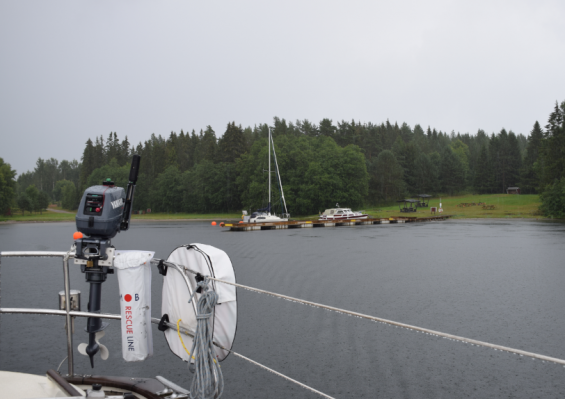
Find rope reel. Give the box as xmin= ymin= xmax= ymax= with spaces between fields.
xmin=158 ymin=244 xmax=237 ymax=399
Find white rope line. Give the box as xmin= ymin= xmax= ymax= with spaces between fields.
xmin=166 ymin=316 xmax=335 ymax=399
xmin=227 ymin=351 xmax=335 ymax=399
xmin=166 ymin=313 xmax=335 ymax=398
xmin=208 ymin=277 xmax=565 ymax=367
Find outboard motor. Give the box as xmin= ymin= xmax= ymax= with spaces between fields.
xmin=74 ymin=155 xmax=140 ymax=367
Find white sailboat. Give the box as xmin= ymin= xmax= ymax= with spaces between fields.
xmin=249 ymin=128 xmax=290 ymax=223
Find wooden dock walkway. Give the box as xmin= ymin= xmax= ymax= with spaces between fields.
xmin=223 ymin=215 xmax=451 ymax=231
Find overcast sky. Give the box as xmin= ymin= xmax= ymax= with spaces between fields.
xmin=1 ymin=1 xmax=564 ymax=175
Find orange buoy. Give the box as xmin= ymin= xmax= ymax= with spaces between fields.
xmin=73 ymin=231 xmax=83 ymax=240
xmin=238 ymin=221 xmax=243 ymax=224
xmin=211 ymin=221 xmax=217 ymax=226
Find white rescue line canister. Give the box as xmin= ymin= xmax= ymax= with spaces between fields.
xmin=114 ymin=250 xmax=155 ymax=361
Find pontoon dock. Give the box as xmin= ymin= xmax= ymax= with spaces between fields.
xmin=223 ymin=215 xmax=451 ymax=231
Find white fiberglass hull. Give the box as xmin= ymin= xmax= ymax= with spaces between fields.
xmin=0 ymin=371 xmax=84 ymax=399
xmin=319 ymin=214 xmax=368 ymax=221
xmin=250 ymin=214 xmax=288 ymax=223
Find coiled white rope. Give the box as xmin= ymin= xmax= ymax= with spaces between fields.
xmin=186 ymin=277 xmax=224 ymax=399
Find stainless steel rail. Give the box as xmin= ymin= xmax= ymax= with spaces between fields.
xmin=0 ymin=260 xmax=338 ymax=398
xmin=0 ymin=307 xmax=195 ymax=337
xmin=0 ymin=251 xmax=75 ymax=376
xmin=0 ymin=251 xmax=72 ymax=258
xmin=0 ymin=252 xmax=200 ymax=378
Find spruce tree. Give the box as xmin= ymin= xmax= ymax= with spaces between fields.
xmin=545 ymin=101 xmax=564 ymax=135
xmin=166 ymin=146 xmax=179 ymax=169
xmin=506 ymin=131 xmax=522 ymax=187
xmin=105 ymin=132 xmax=120 ymax=163
xmin=372 ymin=150 xmax=405 ymax=202
xmin=200 ymin=126 xmax=217 ymax=162
xmin=80 ymin=139 xmax=95 ymax=190
xmin=93 ymin=136 xmax=105 ymax=168
xmin=413 ymin=124 xmax=428 ymax=153
xmin=319 ymin=119 xmax=336 ymax=138
xmin=119 ymin=136 xmax=131 ymax=166
xmin=218 ymin=122 xmax=247 ymax=163
xmin=473 ymin=145 xmax=490 ymax=193
xmin=400 ymin=122 xmax=413 ymax=143
xmin=414 ymin=153 xmax=439 ymax=194
xmin=177 ymin=130 xmax=192 ymax=172
xmin=403 ymin=141 xmax=421 ymax=193
xmin=439 ymin=147 xmax=465 ymax=195
xmin=540 ymin=100 xmax=565 ymax=188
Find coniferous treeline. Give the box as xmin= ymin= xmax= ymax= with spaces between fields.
xmin=8 ymin=100 xmax=565 ymax=217
xmin=537 ymin=101 xmax=565 ymax=217
xmin=73 ymin=118 xmax=528 ymax=215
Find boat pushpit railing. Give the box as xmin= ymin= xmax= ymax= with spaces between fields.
xmin=0 ymin=251 xmax=338 ymax=399
xmin=0 ymin=250 xmax=201 ymax=378
xmin=0 ymin=251 xmax=76 ymax=376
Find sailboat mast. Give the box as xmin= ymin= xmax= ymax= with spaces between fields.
xmin=268 ymin=127 xmax=271 ymax=212
xmin=271 ymin=133 xmax=288 ymax=216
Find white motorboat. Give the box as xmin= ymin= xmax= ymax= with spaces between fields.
xmin=249 ymin=128 xmax=290 ymax=223
xmin=319 ymin=203 xmax=368 ymax=221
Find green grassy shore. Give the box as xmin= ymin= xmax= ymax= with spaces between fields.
xmin=0 ymin=194 xmax=542 ymax=223
xmin=360 ymin=194 xmax=542 ymax=220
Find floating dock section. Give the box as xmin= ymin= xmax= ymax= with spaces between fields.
xmin=223 ymin=215 xmax=450 ymax=231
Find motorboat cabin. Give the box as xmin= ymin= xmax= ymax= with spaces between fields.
xmin=319 ymin=206 xmax=368 ymax=221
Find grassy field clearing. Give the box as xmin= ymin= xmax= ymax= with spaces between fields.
xmin=1 ymin=194 xmax=542 ymax=223
xmin=362 ymin=194 xmax=542 ymax=220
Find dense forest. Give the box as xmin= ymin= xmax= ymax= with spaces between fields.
xmin=2 ymin=99 xmax=565 ymax=217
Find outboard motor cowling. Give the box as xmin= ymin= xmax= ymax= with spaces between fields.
xmin=75 ymin=181 xmax=125 ymax=239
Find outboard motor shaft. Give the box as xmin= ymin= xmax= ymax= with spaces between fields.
xmin=74 ymin=155 xmax=141 ymax=367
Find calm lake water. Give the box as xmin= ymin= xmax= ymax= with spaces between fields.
xmin=1 ymin=219 xmax=565 ymax=398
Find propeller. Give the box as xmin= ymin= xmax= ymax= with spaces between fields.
xmin=78 ymin=330 xmax=109 ymax=367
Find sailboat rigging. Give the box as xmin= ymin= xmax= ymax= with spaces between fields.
xmin=249 ymin=128 xmax=290 ymax=223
